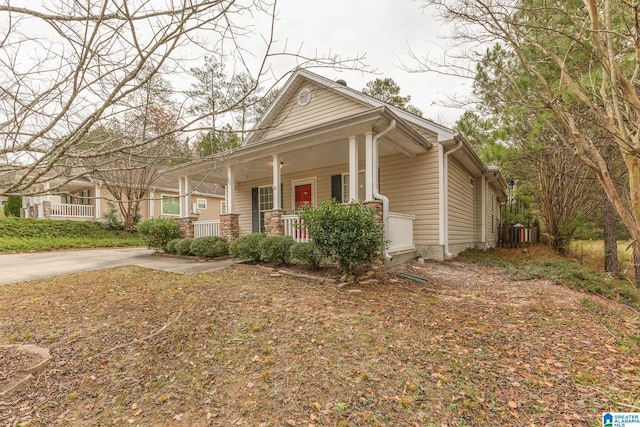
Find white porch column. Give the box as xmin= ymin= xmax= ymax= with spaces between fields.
xmin=178 ymin=176 xmax=189 ymax=218
xmin=226 ymin=166 xmax=235 ymax=214
xmin=348 ymin=136 xmax=358 ymax=202
xmin=184 ymin=176 xmax=191 ymax=216
xmin=272 ymin=154 xmax=281 ymax=210
xmin=149 ymin=189 xmax=155 ymax=218
xmin=94 ymin=183 xmax=101 ymax=219
xmin=364 ymin=131 xmax=375 ymax=201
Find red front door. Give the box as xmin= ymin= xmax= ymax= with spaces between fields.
xmin=294 ymin=183 xmax=312 ymax=210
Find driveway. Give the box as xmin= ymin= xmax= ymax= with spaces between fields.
xmin=0 ymin=248 xmax=238 ymax=286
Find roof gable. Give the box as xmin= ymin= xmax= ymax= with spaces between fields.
xmin=244 ymin=70 xmax=453 ymax=146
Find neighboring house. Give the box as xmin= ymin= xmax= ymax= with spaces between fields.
xmin=170 ymin=69 xmax=508 ymax=260
xmin=19 ymin=173 xmax=224 ymax=224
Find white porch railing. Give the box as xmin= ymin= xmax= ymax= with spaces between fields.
xmin=283 ymin=212 xmax=415 ymax=253
xmin=283 ymin=215 xmax=310 ymax=243
xmin=194 ymin=220 xmax=221 ymax=238
xmin=50 ymin=203 xmax=94 ymax=218
xmin=387 ymin=212 xmax=415 ymax=253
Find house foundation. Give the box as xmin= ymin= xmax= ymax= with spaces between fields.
xmin=220 ymin=213 xmax=240 ymax=242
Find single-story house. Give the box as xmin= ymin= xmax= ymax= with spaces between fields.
xmin=19 ymin=173 xmax=224 ymax=225
xmin=168 ymin=69 xmax=508 ymax=261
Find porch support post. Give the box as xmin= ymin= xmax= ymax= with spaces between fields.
xmin=94 ymin=182 xmax=101 ymax=219
xmin=272 ymin=154 xmax=281 ymax=210
xmin=348 ymin=135 xmax=358 ymax=202
xmin=184 ymin=176 xmax=191 ymax=217
xmin=178 ymin=176 xmax=185 ymax=217
xmin=364 ymin=131 xmax=375 ymax=201
xmin=226 ymin=166 xmax=235 ymax=214
xmin=149 ymin=189 xmax=155 ymax=218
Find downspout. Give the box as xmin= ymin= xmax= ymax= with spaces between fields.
xmin=443 ymin=136 xmax=463 ymax=259
xmin=373 ymin=119 xmax=397 ymax=261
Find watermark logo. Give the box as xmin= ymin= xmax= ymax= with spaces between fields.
xmin=603 ymin=412 xmax=640 ymax=427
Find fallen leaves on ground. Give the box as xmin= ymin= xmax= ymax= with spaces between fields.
xmin=0 ymin=260 xmax=639 ymax=426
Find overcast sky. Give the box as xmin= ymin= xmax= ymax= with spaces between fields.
xmin=268 ymin=0 xmax=470 ymax=126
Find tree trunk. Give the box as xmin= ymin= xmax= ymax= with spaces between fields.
xmin=634 ymin=247 xmax=640 ymax=289
xmin=603 ymin=191 xmax=619 ymax=276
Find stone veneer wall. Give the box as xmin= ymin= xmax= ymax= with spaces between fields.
xmin=264 ymin=209 xmax=285 ymax=236
xmin=220 ymin=213 xmax=240 ymax=242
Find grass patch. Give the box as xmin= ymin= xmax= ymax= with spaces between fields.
xmin=460 ymin=245 xmax=640 ymax=310
xmin=0 ymin=217 xmax=142 ymax=252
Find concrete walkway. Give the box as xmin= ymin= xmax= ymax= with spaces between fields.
xmin=0 ymin=248 xmax=238 ymax=286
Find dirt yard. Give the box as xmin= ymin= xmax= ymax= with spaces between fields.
xmin=1 ymin=259 xmax=638 ymax=426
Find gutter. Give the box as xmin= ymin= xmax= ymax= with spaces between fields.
xmin=443 ymin=136 xmax=463 ymax=259
xmin=373 ymin=119 xmax=397 ymax=261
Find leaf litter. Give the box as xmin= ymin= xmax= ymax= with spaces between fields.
xmin=0 ymin=260 xmax=638 ymax=426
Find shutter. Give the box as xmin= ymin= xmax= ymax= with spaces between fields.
xmin=251 ymin=187 xmax=259 ymax=233
xmin=331 ymin=174 xmax=342 ymax=202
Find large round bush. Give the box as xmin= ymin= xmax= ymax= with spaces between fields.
xmin=137 ymin=218 xmax=180 ymax=251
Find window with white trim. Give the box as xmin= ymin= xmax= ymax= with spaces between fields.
xmin=341 ymin=171 xmax=365 ymax=203
xmin=196 ymin=198 xmax=207 ymax=210
xmin=258 ymin=186 xmax=273 ymax=233
xmin=220 ymin=201 xmax=227 ymax=215
xmin=161 ymin=194 xmax=180 ymax=216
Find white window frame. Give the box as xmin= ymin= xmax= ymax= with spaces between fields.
xmin=196 ymin=198 xmax=207 ymax=210
xmin=290 ymin=177 xmax=317 ymax=212
xmin=258 ymin=185 xmax=274 ymax=233
xmin=161 ymin=194 xmax=180 ymax=216
xmin=220 ymin=200 xmax=227 ymax=215
xmin=341 ymin=170 xmax=365 ymax=203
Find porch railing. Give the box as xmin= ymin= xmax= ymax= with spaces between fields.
xmin=282 ymin=212 xmax=415 ymax=253
xmin=387 ymin=212 xmax=415 ymax=253
xmin=194 ymin=220 xmax=221 ymax=238
xmin=50 ymin=203 xmax=94 ymax=218
xmin=283 ymin=215 xmax=310 ymax=243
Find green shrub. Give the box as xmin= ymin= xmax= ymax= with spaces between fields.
xmin=290 ymin=242 xmax=323 ymax=269
xmin=176 ymin=238 xmax=194 ymax=256
xmin=3 ymin=196 xmax=22 ymax=217
xmin=229 ymin=233 xmax=267 ymax=262
xmin=137 ymin=217 xmax=180 ymax=251
xmin=166 ymin=238 xmax=181 ymax=254
xmin=190 ymin=236 xmax=229 ymax=258
xmin=298 ymin=200 xmax=383 ymax=276
xmin=259 ymin=235 xmax=295 ymax=264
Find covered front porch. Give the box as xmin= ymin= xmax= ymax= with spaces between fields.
xmin=178 ymin=108 xmax=434 ymax=259
xmin=22 ymin=179 xmax=102 ymax=221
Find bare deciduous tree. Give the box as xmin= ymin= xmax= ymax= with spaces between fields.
xmin=0 ymin=0 xmax=365 ymax=196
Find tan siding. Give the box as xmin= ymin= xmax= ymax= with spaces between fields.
xmin=448 ymin=158 xmax=475 ymax=244
xmin=257 ymin=83 xmax=370 ymax=141
xmin=486 ymin=189 xmax=498 ymax=245
xmin=379 ymin=152 xmax=440 ymax=245
xmin=475 ymin=179 xmax=483 ymax=243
